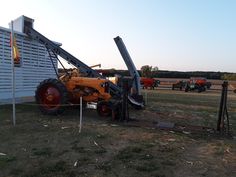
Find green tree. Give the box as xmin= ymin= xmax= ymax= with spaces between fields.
xmin=151 ymin=66 xmax=159 ymax=78
xmin=221 ymin=74 xmax=236 ymax=81
xmin=141 ymin=65 xmax=152 ymax=77
xmin=152 ymin=66 xmax=159 ymax=72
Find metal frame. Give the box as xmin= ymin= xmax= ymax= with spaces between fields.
xmin=114 ymin=36 xmax=141 ymax=95
xmin=24 ymin=26 xmax=122 ymax=98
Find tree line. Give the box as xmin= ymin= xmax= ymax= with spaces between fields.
xmin=140 ymin=65 xmax=236 ymax=80
xmin=99 ymin=70 xmax=235 ymax=80
xmin=58 ymin=67 xmax=236 ymax=80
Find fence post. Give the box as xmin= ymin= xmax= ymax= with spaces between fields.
xmin=79 ymin=97 xmax=83 ymax=133
xmin=145 ymin=90 xmax=147 ymax=106
xmin=217 ymin=81 xmax=229 ymax=135
xmin=11 ymin=21 xmax=16 ymax=126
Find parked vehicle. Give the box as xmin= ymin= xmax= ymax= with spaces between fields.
xmin=231 ymin=84 xmax=236 ymax=93
xmin=140 ymin=77 xmax=160 ymax=89
xmin=185 ymin=77 xmax=211 ymax=92
xmin=172 ymin=80 xmax=187 ymax=90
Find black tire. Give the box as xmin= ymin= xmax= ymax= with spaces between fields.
xmin=185 ymin=86 xmax=189 ymax=92
xmin=35 ymin=79 xmax=68 ymax=115
xmin=153 ymin=81 xmax=158 ymax=88
xmin=97 ymin=101 xmax=112 ymax=117
xmin=197 ymin=85 xmax=201 ymax=92
xmin=198 ymin=86 xmax=205 ymax=93
xmin=206 ymin=82 xmax=211 ymax=89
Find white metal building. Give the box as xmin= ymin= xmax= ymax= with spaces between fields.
xmin=0 ymin=16 xmax=58 ymax=104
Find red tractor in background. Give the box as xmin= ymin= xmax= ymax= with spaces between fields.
xmin=185 ymin=77 xmax=211 ymax=92
xmin=140 ymin=77 xmax=160 ymax=89
xmin=230 ymin=84 xmax=236 ymax=93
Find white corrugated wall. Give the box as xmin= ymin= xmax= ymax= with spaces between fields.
xmin=0 ymin=27 xmax=57 ymax=103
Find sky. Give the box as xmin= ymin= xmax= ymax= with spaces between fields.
xmin=0 ymin=0 xmax=235 ymax=72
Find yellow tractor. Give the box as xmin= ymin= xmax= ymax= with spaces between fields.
xmin=35 ymin=68 xmax=112 ymax=115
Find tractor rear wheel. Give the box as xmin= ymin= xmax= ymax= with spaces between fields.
xmin=35 ymin=79 xmax=68 ymax=115
xmin=97 ymin=101 xmax=112 ymax=117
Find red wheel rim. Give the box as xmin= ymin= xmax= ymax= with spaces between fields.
xmin=39 ymin=85 xmax=61 ymax=110
xmin=99 ymin=104 xmax=111 ymax=116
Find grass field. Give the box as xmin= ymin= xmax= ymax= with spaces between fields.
xmin=0 ymin=89 xmax=236 ymax=177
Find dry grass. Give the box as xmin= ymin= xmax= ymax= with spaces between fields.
xmin=0 ymin=89 xmax=236 ymax=177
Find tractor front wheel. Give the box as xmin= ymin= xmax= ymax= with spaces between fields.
xmin=97 ymin=101 xmax=112 ymax=117
xmin=35 ymin=79 xmax=68 ymax=115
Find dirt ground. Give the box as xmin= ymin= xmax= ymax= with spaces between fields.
xmin=0 ymin=88 xmax=236 ymax=177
